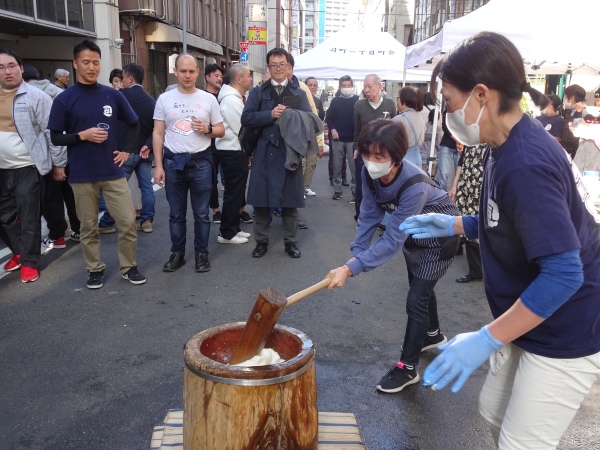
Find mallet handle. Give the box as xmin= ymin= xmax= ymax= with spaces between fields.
xmin=286 ymin=278 xmax=332 ymax=307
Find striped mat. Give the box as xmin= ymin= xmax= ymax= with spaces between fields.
xmin=150 ymin=409 xmax=364 ymax=450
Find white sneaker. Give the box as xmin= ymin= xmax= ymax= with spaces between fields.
xmin=217 ymin=235 xmax=248 ymax=244
xmin=304 ymin=188 xmax=316 ymax=196
xmin=237 ymin=231 xmax=251 ymax=239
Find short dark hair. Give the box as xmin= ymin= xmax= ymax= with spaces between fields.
xmin=74 ymin=40 xmax=101 ymax=59
xmin=0 ymin=48 xmax=23 ymax=67
xmin=434 ymin=32 xmax=548 ymax=114
xmin=357 ymin=119 xmax=408 ymax=166
xmin=109 ymin=69 xmax=123 ymax=84
xmin=564 ymin=84 xmax=586 ymax=103
xmin=338 ymin=75 xmax=353 ymax=87
xmin=424 ymin=91 xmax=435 ymax=106
xmin=266 ymin=48 xmax=290 ymax=65
xmin=22 ymin=64 xmax=39 ymax=81
xmin=123 ymin=63 xmax=144 ymax=84
xmin=398 ymin=86 xmax=424 ymax=112
xmin=204 ymin=63 xmax=222 ymax=78
xmin=305 ymin=76 xmax=317 ymax=84
xmin=547 ymin=94 xmax=563 ymax=114
xmin=288 ymin=54 xmax=295 ymax=68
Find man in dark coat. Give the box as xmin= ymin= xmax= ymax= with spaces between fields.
xmin=241 ymin=48 xmax=311 ymax=259
xmin=98 ymin=63 xmax=156 ymax=233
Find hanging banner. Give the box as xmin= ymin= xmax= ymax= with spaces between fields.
xmin=248 ymin=27 xmax=267 ymax=45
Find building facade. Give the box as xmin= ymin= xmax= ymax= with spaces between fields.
xmin=412 ymin=0 xmax=490 ymax=44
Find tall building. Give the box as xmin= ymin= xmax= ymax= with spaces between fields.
xmin=386 ymin=0 xmax=416 ymax=45
xmin=412 ymin=0 xmax=490 ymax=44
xmin=320 ymin=0 xmax=355 ymax=41
xmin=301 ymin=0 xmax=320 ymax=52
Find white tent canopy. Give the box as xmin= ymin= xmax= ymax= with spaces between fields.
xmin=405 ymin=0 xmax=600 ymax=75
xmin=294 ymin=30 xmax=431 ymax=82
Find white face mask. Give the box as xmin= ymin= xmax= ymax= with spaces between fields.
xmin=341 ymin=87 xmax=353 ymax=97
xmin=445 ymin=88 xmax=485 ymax=147
xmin=364 ymin=159 xmax=393 ymax=180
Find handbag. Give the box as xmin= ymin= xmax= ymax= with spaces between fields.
xmin=238 ymin=88 xmax=264 ymax=156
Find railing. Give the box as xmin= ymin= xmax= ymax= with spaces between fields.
xmin=121 ymin=53 xmax=137 ymax=67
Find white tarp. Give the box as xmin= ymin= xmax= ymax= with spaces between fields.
xmin=404 ymin=0 xmax=600 ymax=75
xmin=294 ymin=30 xmax=431 ymax=82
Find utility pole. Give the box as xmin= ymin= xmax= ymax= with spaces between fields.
xmin=182 ymin=0 xmax=187 ymax=53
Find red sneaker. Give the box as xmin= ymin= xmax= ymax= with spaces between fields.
xmin=21 ymin=266 xmax=40 ymax=283
xmin=3 ymin=254 xmax=20 ymax=272
xmin=42 ymin=237 xmax=66 ymax=249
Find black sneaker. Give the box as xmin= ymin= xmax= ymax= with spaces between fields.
xmin=332 ymin=192 xmax=342 ymax=200
xmin=195 ymin=253 xmax=210 ymax=273
xmin=348 ymin=195 xmax=356 ymax=204
xmin=421 ymin=332 xmax=448 ymax=352
xmin=213 ymin=211 xmax=222 ymax=223
xmin=376 ymin=362 xmax=420 ymax=393
xmin=239 ymin=211 xmax=253 ymax=223
xmin=87 ymin=270 xmax=104 ymax=289
xmin=122 ymin=266 xmax=147 ymax=285
xmin=342 ymin=180 xmax=350 ymax=186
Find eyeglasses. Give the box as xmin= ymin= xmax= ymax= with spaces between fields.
xmin=268 ymin=63 xmax=288 ymax=70
xmin=0 ymin=64 xmax=20 ymax=73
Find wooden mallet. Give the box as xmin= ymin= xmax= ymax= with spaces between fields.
xmin=228 ymin=278 xmax=332 ymax=365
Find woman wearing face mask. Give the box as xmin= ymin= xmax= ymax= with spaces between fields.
xmin=393 ymin=87 xmax=426 ymax=167
xmin=400 ymin=32 xmax=600 ymax=449
xmin=536 ymin=94 xmax=565 ymax=143
xmin=325 ymin=119 xmax=460 ymax=394
xmin=563 ymin=84 xmax=587 ymax=126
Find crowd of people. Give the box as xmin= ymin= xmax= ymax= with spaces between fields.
xmin=1 ymin=32 xmax=599 ymax=449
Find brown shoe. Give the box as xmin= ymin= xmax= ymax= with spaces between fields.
xmin=137 ymin=219 xmax=153 ymax=233
xmin=98 ymin=225 xmax=116 ymax=234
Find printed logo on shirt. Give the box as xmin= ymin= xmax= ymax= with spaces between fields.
xmin=103 ymin=105 xmax=113 ymax=117
xmin=172 ymin=117 xmax=194 ymax=136
xmin=487 ymin=198 xmax=500 ymax=228
xmin=545 ymin=124 xmax=552 ymax=131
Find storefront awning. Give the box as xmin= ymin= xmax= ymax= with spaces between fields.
xmin=144 ymin=22 xmax=223 ymax=56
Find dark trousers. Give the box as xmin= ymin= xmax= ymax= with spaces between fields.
xmin=466 ymin=240 xmax=483 ymax=278
xmin=217 ymin=150 xmax=249 ymax=240
xmin=253 ymin=207 xmax=298 ymax=246
xmin=210 ymin=149 xmax=222 ymax=210
xmin=0 ymin=166 xmax=42 ymax=268
xmin=42 ymin=164 xmax=80 ymax=239
xmin=164 ymin=158 xmax=212 ymax=255
xmin=400 ymin=271 xmax=441 ymax=366
xmin=354 ymin=156 xmax=364 ymax=221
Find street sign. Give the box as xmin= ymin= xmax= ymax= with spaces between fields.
xmin=239 ymin=41 xmax=249 ymax=52
xmin=249 ymin=3 xmax=267 ymax=21
xmin=240 ymin=52 xmax=249 ymax=63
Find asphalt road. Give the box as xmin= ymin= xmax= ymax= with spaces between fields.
xmin=1 ymin=158 xmax=598 ymax=449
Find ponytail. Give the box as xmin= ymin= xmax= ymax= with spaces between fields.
xmin=523 ymin=82 xmax=549 ymax=109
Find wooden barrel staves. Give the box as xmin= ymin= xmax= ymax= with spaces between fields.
xmin=183 ymin=322 xmax=318 ymax=450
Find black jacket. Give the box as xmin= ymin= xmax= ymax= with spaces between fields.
xmin=118 ymin=84 xmax=156 ymax=156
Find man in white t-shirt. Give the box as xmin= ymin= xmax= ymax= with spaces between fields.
xmin=153 ymin=54 xmax=224 ymax=273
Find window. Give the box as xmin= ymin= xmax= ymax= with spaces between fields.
xmin=36 ymin=0 xmax=66 ymax=25
xmin=67 ymin=0 xmax=95 ymax=32
xmin=0 ymin=0 xmax=33 ymax=16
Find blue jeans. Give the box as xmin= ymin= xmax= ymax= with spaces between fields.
xmin=99 ymin=154 xmax=155 ymax=227
xmin=400 ymin=271 xmax=441 ymax=366
xmin=433 ymin=145 xmax=460 ymax=192
xmin=164 ymin=157 xmax=212 ymax=254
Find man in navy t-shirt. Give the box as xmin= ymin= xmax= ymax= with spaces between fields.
xmin=48 ymin=40 xmax=145 ymax=290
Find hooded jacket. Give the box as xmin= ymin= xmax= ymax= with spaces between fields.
xmin=12 ymin=82 xmax=66 ymax=175
xmin=28 ymin=79 xmax=63 ymax=100
xmin=215 ymin=83 xmax=243 ymax=151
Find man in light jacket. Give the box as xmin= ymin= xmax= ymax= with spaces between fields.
xmin=0 ymin=48 xmax=66 ymax=283
xmin=215 ymin=64 xmax=253 ymax=244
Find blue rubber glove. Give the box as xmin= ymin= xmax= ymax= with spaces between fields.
xmin=399 ymin=213 xmax=456 ymax=239
xmin=423 ymin=326 xmax=503 ymax=393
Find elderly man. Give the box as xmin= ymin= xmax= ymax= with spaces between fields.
xmin=241 ymin=48 xmax=312 ymax=259
xmin=54 ymin=68 xmax=70 ymax=90
xmin=353 ymin=73 xmax=396 ymax=220
xmin=215 ymin=63 xmax=252 ymax=244
xmin=0 ymin=48 xmax=66 ymax=282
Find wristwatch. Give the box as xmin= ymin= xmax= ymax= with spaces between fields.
xmin=206 ymin=124 xmax=213 ymax=135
